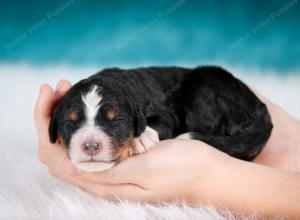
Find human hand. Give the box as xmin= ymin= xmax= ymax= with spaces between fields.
xmin=35 ymin=81 xmax=300 ymax=201
xmin=34 ymin=80 xmax=77 ymax=176
xmin=34 ymin=82 xmax=300 ymax=218
xmin=34 ymin=81 xmax=230 ymax=202
xmin=74 ymin=139 xmax=230 ymax=203
xmin=251 ymin=89 xmax=300 ymax=171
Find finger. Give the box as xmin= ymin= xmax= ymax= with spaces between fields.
xmin=34 ymin=80 xmax=71 ymax=140
xmin=55 ymin=80 xmax=71 ymax=100
xmin=34 ymin=84 xmax=55 ymax=119
xmin=34 ymin=84 xmax=56 ymax=142
xmin=49 ymin=167 xmax=151 ymax=202
xmin=33 ymin=83 xmax=76 ymax=175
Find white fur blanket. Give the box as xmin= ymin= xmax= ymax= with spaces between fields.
xmin=0 ymin=64 xmax=299 ymax=220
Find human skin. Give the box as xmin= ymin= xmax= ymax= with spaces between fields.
xmin=34 ymin=80 xmax=300 ymax=219
xmin=252 ymin=89 xmax=300 ymax=171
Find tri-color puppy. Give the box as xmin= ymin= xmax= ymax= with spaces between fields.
xmin=49 ymin=66 xmax=273 ymax=172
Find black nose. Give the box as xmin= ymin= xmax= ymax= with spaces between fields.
xmin=82 ymin=142 xmax=101 ymax=155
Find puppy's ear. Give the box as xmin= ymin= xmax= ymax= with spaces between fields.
xmin=134 ymin=107 xmax=146 ymax=137
xmin=49 ymin=105 xmax=62 ymax=144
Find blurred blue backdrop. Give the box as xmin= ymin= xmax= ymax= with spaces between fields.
xmin=0 ymin=0 xmax=299 ymax=72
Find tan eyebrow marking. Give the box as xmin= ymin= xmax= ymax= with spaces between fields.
xmin=68 ymin=111 xmax=79 ymax=121
xmin=105 ymin=107 xmax=119 ymax=120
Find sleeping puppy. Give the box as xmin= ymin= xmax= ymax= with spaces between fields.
xmin=49 ymin=66 xmax=273 ymax=172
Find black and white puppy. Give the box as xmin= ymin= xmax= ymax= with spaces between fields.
xmin=49 ymin=66 xmax=273 ymax=172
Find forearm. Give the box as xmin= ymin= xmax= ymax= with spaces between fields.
xmin=193 ymin=156 xmax=300 ymax=219
xmin=254 ymin=93 xmax=300 ymax=171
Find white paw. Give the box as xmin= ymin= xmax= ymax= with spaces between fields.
xmin=133 ymin=126 xmax=159 ymax=155
xmin=175 ymin=132 xmax=192 ymax=140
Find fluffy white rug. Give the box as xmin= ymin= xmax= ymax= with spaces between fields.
xmin=0 ymin=64 xmax=299 ymax=220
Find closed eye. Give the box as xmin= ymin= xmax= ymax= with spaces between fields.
xmin=112 ymin=117 xmax=126 ymax=121
xmin=64 ymin=108 xmax=83 ymax=123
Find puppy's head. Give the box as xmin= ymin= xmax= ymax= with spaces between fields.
xmin=49 ymin=78 xmax=146 ymax=172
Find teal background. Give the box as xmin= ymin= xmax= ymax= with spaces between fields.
xmin=0 ymin=0 xmax=299 ymax=72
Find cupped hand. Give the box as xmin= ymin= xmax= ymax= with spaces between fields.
xmin=75 ymin=139 xmax=229 ymax=203
xmin=34 ymin=81 xmax=300 ymax=204
xmin=34 ymin=82 xmax=300 ymax=218
xmin=34 ymin=81 xmax=230 ymax=203
xmin=34 ymin=80 xmax=77 ymax=176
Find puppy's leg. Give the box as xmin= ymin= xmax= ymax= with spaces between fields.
xmin=180 ymin=67 xmax=272 ymax=160
xmin=133 ymin=126 xmax=159 ymax=154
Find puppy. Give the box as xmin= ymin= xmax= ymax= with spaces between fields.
xmin=49 ymin=66 xmax=273 ymax=172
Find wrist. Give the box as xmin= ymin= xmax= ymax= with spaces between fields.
xmin=185 ymin=147 xmax=234 ymax=204
xmin=254 ymin=104 xmax=300 ymax=171
xmin=187 ymin=152 xmax=300 ymax=218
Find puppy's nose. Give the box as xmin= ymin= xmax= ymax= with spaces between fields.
xmin=82 ymin=142 xmax=101 ymax=155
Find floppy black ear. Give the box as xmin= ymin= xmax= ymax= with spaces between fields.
xmin=49 ymin=105 xmax=61 ymax=144
xmin=134 ymin=107 xmax=146 ymax=137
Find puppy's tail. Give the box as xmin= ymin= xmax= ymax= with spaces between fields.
xmin=190 ymin=104 xmax=273 ymax=161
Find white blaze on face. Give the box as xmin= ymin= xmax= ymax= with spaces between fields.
xmin=69 ymin=86 xmax=115 ymax=172
xmin=82 ymin=86 xmax=101 ymax=127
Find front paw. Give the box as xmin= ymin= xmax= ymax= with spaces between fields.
xmin=132 ymin=126 xmax=159 ymax=155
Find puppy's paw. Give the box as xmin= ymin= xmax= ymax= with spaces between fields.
xmin=132 ymin=126 xmax=159 ymax=155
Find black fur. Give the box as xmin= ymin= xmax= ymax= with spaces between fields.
xmin=49 ymin=66 xmax=273 ymax=160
